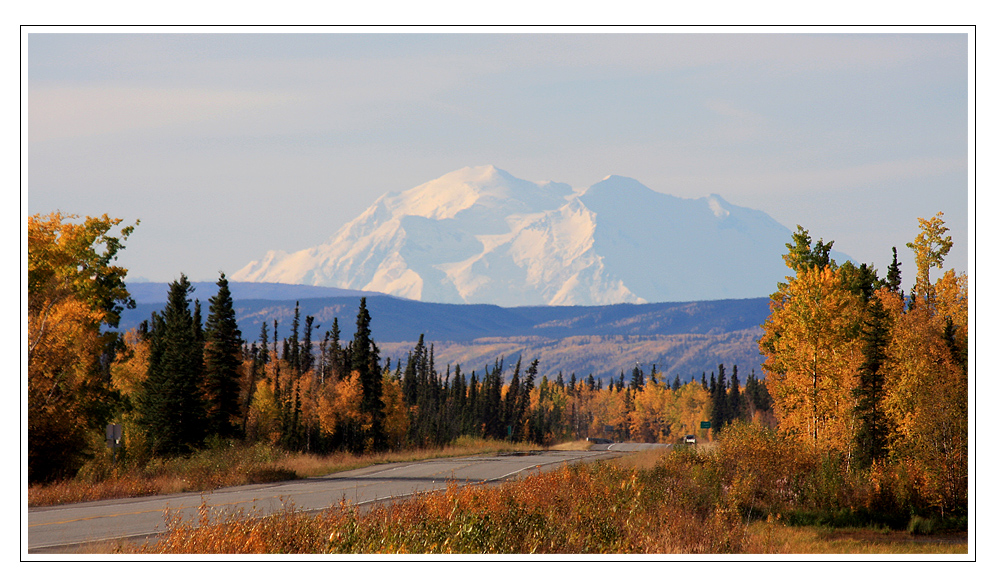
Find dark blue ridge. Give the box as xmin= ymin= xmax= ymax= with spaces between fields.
xmin=115 ymin=283 xmax=770 ymax=344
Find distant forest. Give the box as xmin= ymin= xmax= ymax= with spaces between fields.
xmin=116 ymin=289 xmax=772 ymax=383
xmin=110 ymin=279 xmax=771 ymax=460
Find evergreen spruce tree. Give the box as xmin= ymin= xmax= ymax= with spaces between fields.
xmin=302 ymin=315 xmax=315 ymax=373
xmin=403 ymin=335 xmax=425 ymax=407
xmin=853 ymin=296 xmax=892 ymax=469
xmin=351 ymin=298 xmax=386 ymax=451
xmin=483 ymin=359 xmax=504 ymax=438
xmin=630 ymin=365 xmax=645 ymax=391
xmin=502 ymin=357 xmax=523 ymax=439
xmin=257 ymin=321 xmax=269 ymax=365
xmin=328 ymin=318 xmax=344 ymax=382
xmin=192 ymin=299 xmax=204 ymax=345
xmin=288 ymin=302 xmax=301 ymax=374
xmin=138 ymin=275 xmax=206 ymax=456
xmin=517 ymin=360 xmax=539 ymax=441
xmin=466 ymin=371 xmax=480 ymax=436
xmin=745 ymin=370 xmax=772 ymax=413
xmin=840 ymin=262 xmax=880 ymax=303
xmin=710 ymin=365 xmax=727 ymax=433
xmin=886 ymin=246 xmax=903 ymax=299
xmin=272 ymin=320 xmax=279 ymax=359
xmin=728 ymin=365 xmax=741 ymax=422
xmin=203 ymin=272 xmax=244 ymax=438
xmin=450 ymin=365 xmax=466 ymax=439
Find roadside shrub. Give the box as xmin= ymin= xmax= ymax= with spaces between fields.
xmin=796 ymin=451 xmax=851 ymax=512
xmin=703 ymin=422 xmax=963 ymax=529
xmin=907 ymin=515 xmax=936 ymax=535
xmin=704 ymin=421 xmax=819 ymax=518
xmin=642 ymin=448 xmax=723 ymax=518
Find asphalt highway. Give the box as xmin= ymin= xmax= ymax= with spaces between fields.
xmin=27 ymin=447 xmax=665 ymax=554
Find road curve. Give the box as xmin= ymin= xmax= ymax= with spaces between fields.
xmin=28 ymin=449 xmax=632 ymax=554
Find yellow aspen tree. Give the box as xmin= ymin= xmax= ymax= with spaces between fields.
xmin=761 ymin=266 xmax=863 ymax=457
xmin=380 ymin=374 xmax=409 ymax=449
xmin=884 ymin=216 xmax=968 ymax=515
xmin=317 ymin=371 xmax=368 ymax=451
xmin=589 ymin=385 xmax=627 ymax=439
xmin=669 ymin=381 xmax=711 ymax=441
xmin=295 ymin=369 xmax=319 ymax=451
xmin=110 ymin=329 xmax=150 ymax=399
xmin=569 ymin=377 xmax=597 ymax=439
xmin=246 ymin=378 xmax=281 ymax=444
xmin=883 ymin=302 xmax=967 ymax=514
xmin=110 ymin=329 xmax=152 ymax=460
xmin=28 ymin=212 xmax=135 ymax=481
xmin=629 ymin=380 xmax=671 ymax=443
xmin=906 ymin=212 xmax=953 ymax=307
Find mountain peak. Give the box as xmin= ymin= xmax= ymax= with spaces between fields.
xmin=379 ymin=165 xmax=569 ymax=222
xmin=438 ymin=164 xmax=503 ymax=183
xmin=595 ymin=174 xmax=644 ymax=187
xmin=234 ymin=167 xmax=800 ymax=305
xmin=704 ymin=194 xmax=731 ymax=218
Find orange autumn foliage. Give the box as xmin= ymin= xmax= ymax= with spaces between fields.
xmin=28 ymin=212 xmax=135 ymax=481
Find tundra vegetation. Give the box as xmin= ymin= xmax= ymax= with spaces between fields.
xmin=27 ymin=211 xmax=968 ymax=553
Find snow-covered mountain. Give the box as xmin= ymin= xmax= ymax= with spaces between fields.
xmin=233 ymin=165 xmax=798 ymax=305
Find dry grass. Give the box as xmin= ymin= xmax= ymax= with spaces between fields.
xmin=28 ymin=437 xmax=542 ymax=508
xmin=108 ymin=434 xmax=969 ymax=555
xmin=745 ymin=520 xmax=968 ymax=554
xmin=547 ymin=440 xmax=592 ymax=451
xmin=129 ymin=460 xmax=753 ymax=555
xmin=611 ymin=447 xmax=670 ymax=470
xmin=274 ymin=438 xmax=546 ymax=480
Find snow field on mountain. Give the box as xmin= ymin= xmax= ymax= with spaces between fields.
xmin=233 ymin=165 xmax=800 ymax=306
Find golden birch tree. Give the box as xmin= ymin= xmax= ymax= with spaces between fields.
xmin=28 ymin=212 xmax=135 ymax=481
xmin=380 ymin=374 xmax=410 ymax=449
xmin=629 ymin=380 xmax=672 ymax=443
xmin=761 ymin=266 xmax=863 ymax=457
xmin=884 ymin=215 xmax=968 ymax=515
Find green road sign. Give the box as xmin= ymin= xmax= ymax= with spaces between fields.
xmin=700 ymin=421 xmax=711 ymax=429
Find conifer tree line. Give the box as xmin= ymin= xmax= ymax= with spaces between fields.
xmin=759 ymin=212 xmax=968 ymax=515
xmin=108 ymin=277 xmax=776 ymax=458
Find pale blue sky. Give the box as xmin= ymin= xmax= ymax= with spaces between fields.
xmin=27 ymin=30 xmax=971 ymax=292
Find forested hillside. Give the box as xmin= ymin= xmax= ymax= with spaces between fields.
xmin=117 ymin=291 xmax=771 ymax=342
xmin=379 ymin=331 xmax=764 ymax=387
xmin=116 ymin=292 xmax=770 ymax=381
